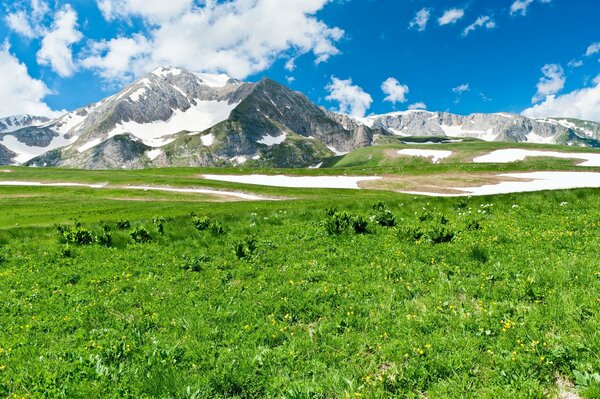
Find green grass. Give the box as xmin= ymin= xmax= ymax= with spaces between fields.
xmin=0 ymin=178 xmax=599 ymax=398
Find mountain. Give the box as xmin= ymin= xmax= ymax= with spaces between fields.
xmin=19 ymin=66 xmax=377 ymax=168
xmin=1 ymin=66 xmax=600 ymax=169
xmin=348 ymin=111 xmax=600 ymax=147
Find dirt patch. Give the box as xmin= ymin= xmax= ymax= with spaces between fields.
xmin=555 ymin=375 xmax=582 ymax=399
xmin=358 ymin=172 xmax=529 ymax=194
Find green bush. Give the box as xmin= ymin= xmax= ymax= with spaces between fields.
xmin=192 ymin=216 xmax=211 ymax=231
xmin=116 ymin=219 xmax=131 ymax=229
xmin=130 ymin=227 xmax=152 ymax=243
xmin=181 ymin=255 xmax=211 ymax=272
xmin=323 ymin=211 xmax=352 ymax=235
xmin=57 ymin=224 xmax=94 ymax=245
xmin=374 ymin=209 xmax=396 ymax=227
xmin=208 ymin=221 xmax=225 ymax=236
xmin=234 ymin=237 xmax=258 ymax=259
xmin=153 ymin=216 xmax=166 ymax=234
xmin=351 ymin=215 xmax=369 ymax=234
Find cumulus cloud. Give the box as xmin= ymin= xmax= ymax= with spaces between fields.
xmin=96 ymin=0 xmax=194 ymax=23
xmin=568 ymin=59 xmax=583 ymax=68
xmin=408 ymin=102 xmax=427 ymax=110
xmin=462 ymin=16 xmax=496 ymax=36
xmin=0 ymin=41 xmax=59 ymax=117
xmin=586 ymin=42 xmax=600 ymax=57
xmin=381 ymin=78 xmax=409 ymax=105
xmin=409 ymin=8 xmax=431 ymax=32
xmin=522 ymin=75 xmax=600 ymax=122
xmin=79 ymin=34 xmax=151 ymax=84
xmin=438 ymin=9 xmax=465 ymax=26
xmin=531 ymin=64 xmax=565 ymax=103
xmin=36 ymin=4 xmax=83 ymax=77
xmin=325 ymin=77 xmax=373 ymax=118
xmin=4 ymin=0 xmax=50 ymax=39
xmin=84 ymin=0 xmax=344 ymax=82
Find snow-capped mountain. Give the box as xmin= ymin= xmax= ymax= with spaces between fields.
xmin=1 ymin=66 xmax=600 ymax=169
xmin=0 ymin=115 xmax=50 ymax=134
xmin=344 ymin=110 xmax=600 ymax=147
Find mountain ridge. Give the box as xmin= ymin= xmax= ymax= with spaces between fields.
xmin=1 ymin=66 xmax=600 ymax=169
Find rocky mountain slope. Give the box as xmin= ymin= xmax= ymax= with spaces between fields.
xmin=1 ymin=67 xmax=599 ymax=169
xmin=350 ymin=111 xmax=600 ymax=147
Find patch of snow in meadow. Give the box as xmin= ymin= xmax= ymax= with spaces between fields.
xmin=202 ymin=174 xmax=381 ymax=189
xmin=473 ymin=149 xmax=600 ymax=167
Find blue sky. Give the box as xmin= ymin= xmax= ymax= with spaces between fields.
xmin=0 ymin=0 xmax=599 ymax=121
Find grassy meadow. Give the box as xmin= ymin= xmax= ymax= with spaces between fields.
xmin=0 ymin=142 xmax=599 ymax=398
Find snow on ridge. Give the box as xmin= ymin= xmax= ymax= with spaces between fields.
xmin=107 ymin=99 xmax=238 ymax=147
xmin=152 ymin=66 xmax=184 ymax=78
xmin=257 ymin=132 xmax=287 ymax=146
xmin=77 ymin=138 xmax=102 ymax=153
xmin=129 ymin=88 xmax=147 ymax=102
xmin=194 ymin=72 xmax=235 ymax=88
xmin=146 ymin=149 xmax=162 ymax=160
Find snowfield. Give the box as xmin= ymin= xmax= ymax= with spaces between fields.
xmin=473 ymin=149 xmax=600 ymax=167
xmin=0 ymin=181 xmax=273 ymax=200
xmin=202 ymin=174 xmax=382 ymax=189
xmin=397 ymin=149 xmax=453 ymax=164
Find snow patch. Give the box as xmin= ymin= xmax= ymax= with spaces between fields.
xmin=231 ymin=156 xmax=247 ymax=165
xmin=194 ymin=72 xmax=234 ymax=88
xmin=0 ymin=181 xmax=273 ymax=201
xmin=129 ymin=87 xmax=147 ymax=102
xmin=397 ymin=149 xmax=453 ymax=164
xmin=308 ymin=162 xmax=323 ymax=169
xmin=526 ymin=132 xmax=556 ymax=144
xmin=201 ymin=133 xmax=215 ymax=146
xmin=108 ymin=100 xmax=237 ymax=147
xmin=257 ymin=132 xmax=287 ymax=146
xmin=327 ymin=146 xmax=349 ymax=156
xmin=473 ymin=149 xmax=600 ymax=167
xmin=202 ymin=174 xmax=382 ymax=189
xmin=77 ymin=138 xmax=102 ymax=153
xmin=0 ymin=135 xmax=77 ymax=164
xmin=152 ymin=66 xmax=183 ymax=78
xmin=146 ymin=149 xmax=162 ymax=160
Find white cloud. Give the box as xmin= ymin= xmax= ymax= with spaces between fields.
xmin=325 ymin=77 xmax=372 ymax=118
xmin=408 ymin=102 xmax=427 ymax=110
xmin=510 ymin=0 xmax=551 ymax=16
xmin=4 ymin=0 xmax=50 ymax=39
xmin=522 ymin=75 xmax=600 ymax=122
xmin=36 ymin=4 xmax=83 ymax=77
xmin=381 ymin=77 xmax=409 ymax=104
xmin=462 ymin=16 xmax=496 ymax=36
xmin=85 ymin=0 xmax=344 ymax=82
xmin=409 ymin=8 xmax=431 ymax=32
xmin=452 ymin=83 xmax=470 ymax=94
xmin=531 ymin=63 xmax=565 ymax=103
xmin=79 ymin=34 xmax=151 ymax=83
xmin=586 ymin=42 xmax=600 ymax=57
xmin=510 ymin=0 xmax=534 ymax=16
xmin=0 ymin=41 xmax=59 ymax=118
xmin=438 ymin=9 xmax=465 ymax=26
xmin=568 ymin=59 xmax=583 ymax=68
xmin=96 ymin=0 xmax=194 ymax=23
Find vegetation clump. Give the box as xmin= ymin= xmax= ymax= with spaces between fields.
xmin=130 ymin=226 xmax=152 ymax=243
xmin=56 ymin=223 xmax=95 ymax=245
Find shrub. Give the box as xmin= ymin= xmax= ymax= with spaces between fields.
xmin=351 ymin=215 xmax=369 ymax=234
xmin=153 ymin=216 xmax=166 ymax=234
xmin=130 ymin=227 xmax=152 ymax=243
xmin=208 ymin=221 xmax=225 ymax=236
xmin=97 ymin=231 xmax=112 ymax=246
xmin=57 ymin=224 xmax=94 ymax=245
xmin=116 ymin=219 xmax=131 ymax=229
xmin=323 ymin=211 xmax=351 ymax=235
xmin=192 ymin=216 xmax=211 ymax=231
xmin=372 ymin=201 xmax=387 ymax=212
xmin=181 ymin=255 xmax=211 ymax=272
xmin=374 ymin=210 xmax=396 ymax=227
xmin=234 ymin=237 xmax=258 ymax=259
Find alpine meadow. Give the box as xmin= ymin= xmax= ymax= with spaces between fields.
xmin=0 ymin=0 xmax=599 ymax=398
